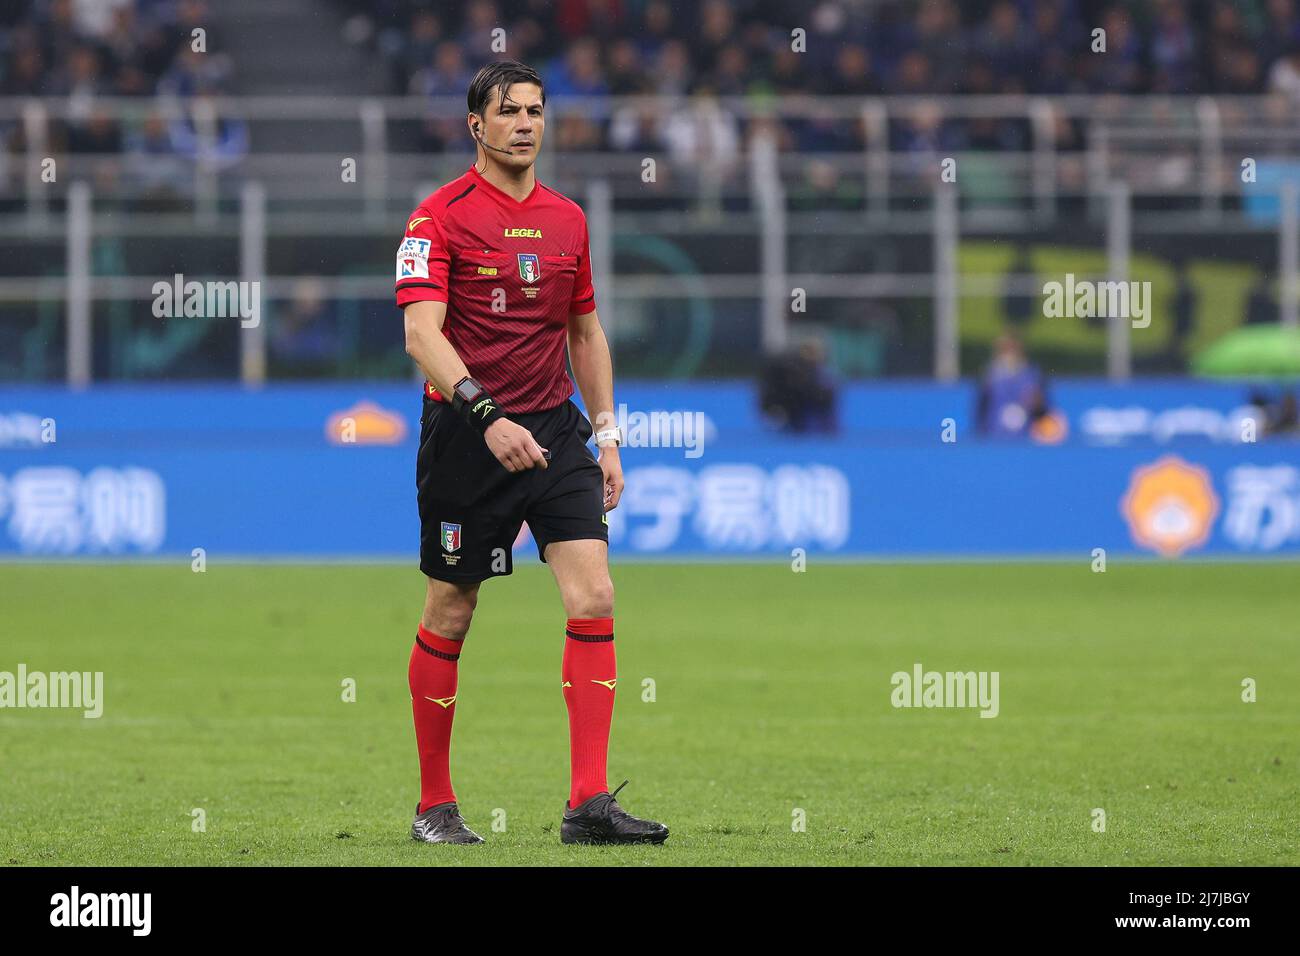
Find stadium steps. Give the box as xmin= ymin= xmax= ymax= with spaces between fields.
xmin=209 ymin=0 xmax=388 ymax=153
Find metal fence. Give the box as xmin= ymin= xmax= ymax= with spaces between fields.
xmin=3 ymin=93 xmax=1299 ymax=385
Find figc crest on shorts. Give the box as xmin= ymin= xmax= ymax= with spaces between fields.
xmin=441 ymin=521 xmax=461 ymax=553
xmin=517 ymin=253 xmax=540 ymax=284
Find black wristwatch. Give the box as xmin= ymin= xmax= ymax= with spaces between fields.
xmin=450 ymin=375 xmax=507 ymax=434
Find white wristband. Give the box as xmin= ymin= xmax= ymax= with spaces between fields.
xmin=595 ymin=427 xmax=623 ymax=447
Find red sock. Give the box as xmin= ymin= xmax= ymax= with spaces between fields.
xmin=562 ymin=617 xmax=616 ymax=808
xmin=409 ymin=624 xmax=462 ymax=813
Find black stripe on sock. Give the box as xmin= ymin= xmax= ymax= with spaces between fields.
xmin=566 ymin=630 xmax=614 ymax=643
xmin=415 ymin=634 xmax=461 ymax=661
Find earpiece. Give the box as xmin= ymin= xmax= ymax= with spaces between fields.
xmin=471 ymin=117 xmax=517 ymax=156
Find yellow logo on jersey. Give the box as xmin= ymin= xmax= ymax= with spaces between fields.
xmin=590 ymin=679 xmax=617 ymax=690
xmin=408 ymin=217 xmax=432 ymax=232
xmin=504 ymin=228 xmax=542 ymax=238
xmin=424 ymin=695 xmax=457 ymax=709
xmin=562 ymin=680 xmax=572 ymax=688
xmin=477 ymin=266 xmax=498 ymax=275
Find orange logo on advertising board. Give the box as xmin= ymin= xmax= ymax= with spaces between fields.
xmin=1030 ymin=410 xmax=1069 ymax=444
xmin=326 ymin=401 xmax=408 ymax=445
xmin=1120 ymin=455 xmax=1219 ymax=557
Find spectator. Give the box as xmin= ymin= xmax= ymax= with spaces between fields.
xmin=831 ymin=44 xmax=883 ymax=97
xmin=270 ymin=278 xmax=340 ymax=377
xmin=67 ymin=107 xmax=122 ymax=154
xmin=975 ymin=333 xmax=1051 ymax=439
xmin=635 ymin=0 xmax=675 ymax=63
xmin=554 ymin=0 xmax=625 ymax=43
xmin=973 ymin=0 xmax=1033 ymax=92
xmin=709 ymin=45 xmax=751 ymax=98
xmin=914 ymin=0 xmax=965 ymax=93
xmin=126 ymin=110 xmax=188 ymax=207
xmin=546 ymin=37 xmax=609 ymax=101
xmin=159 ymin=45 xmax=232 ymax=98
xmin=789 ymin=158 xmax=863 ymax=212
xmin=691 ymin=0 xmax=735 ymax=79
xmin=1150 ymin=0 xmax=1199 ymax=93
xmin=457 ymin=0 xmax=501 ymax=56
xmin=1246 ymin=275 xmax=1277 ymax=326
xmin=1262 ymin=0 xmax=1300 ymax=67
xmin=661 ymin=86 xmax=740 ymax=174
xmin=1028 ymin=0 xmax=1078 ymax=94
xmin=1 ymin=44 xmax=47 ymax=96
xmin=759 ymin=338 xmax=838 ymax=434
xmin=1167 ymin=257 xmax=1198 ymax=367
xmin=889 ymin=50 xmax=934 ymax=95
xmin=1207 ymin=1 xmax=1258 ymax=93
xmin=650 ymin=40 xmax=692 ymax=98
xmin=606 ymin=38 xmax=643 ymax=95
xmin=1094 ymin=5 xmax=1144 ymax=93
xmin=72 ymin=0 xmax=132 ymax=39
xmin=609 ymin=84 xmax=665 ymax=153
xmin=1268 ymin=43 xmax=1300 ymax=99
xmin=411 ymin=40 xmax=471 ymax=98
xmin=168 ymin=91 xmax=249 ymax=171
xmin=399 ymin=11 xmax=445 ymax=92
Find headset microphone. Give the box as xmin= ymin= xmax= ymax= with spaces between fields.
xmin=473 ymin=121 xmax=518 ymax=156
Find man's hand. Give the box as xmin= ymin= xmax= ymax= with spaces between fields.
xmin=598 ymin=445 xmax=624 ymax=511
xmin=484 ymin=418 xmax=548 ymax=472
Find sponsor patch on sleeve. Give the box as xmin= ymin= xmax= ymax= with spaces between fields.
xmin=396 ymin=237 xmax=432 ymax=281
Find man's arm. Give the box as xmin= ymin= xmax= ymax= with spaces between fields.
xmin=568 ymin=307 xmax=623 ymax=510
xmin=402 ymin=299 xmax=468 ymax=396
xmin=404 ymin=300 xmax=548 ymax=472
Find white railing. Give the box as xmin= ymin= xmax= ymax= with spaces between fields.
xmin=5 ymin=93 xmax=1300 ymax=215
xmin=3 ymin=93 xmax=1299 ymax=385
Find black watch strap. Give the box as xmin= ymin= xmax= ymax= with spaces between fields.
xmin=451 ymin=376 xmax=507 ymax=433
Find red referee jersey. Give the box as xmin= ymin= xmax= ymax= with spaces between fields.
xmin=394 ymin=164 xmax=597 ymax=412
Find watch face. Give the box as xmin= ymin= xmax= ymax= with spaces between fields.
xmin=456 ymin=380 xmax=483 ymax=403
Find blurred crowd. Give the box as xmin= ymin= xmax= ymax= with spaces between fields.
xmin=343 ymin=0 xmax=1300 ymax=99
xmin=331 ymin=0 xmax=1300 ymax=170
xmin=4 ymin=0 xmax=1300 ymax=205
xmin=0 ymin=0 xmax=229 ymax=98
xmin=0 ymin=0 xmax=241 ymax=205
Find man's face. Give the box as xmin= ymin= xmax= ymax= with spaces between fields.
xmin=471 ymin=82 xmax=544 ymax=170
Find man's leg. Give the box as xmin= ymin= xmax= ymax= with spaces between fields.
xmin=410 ymin=576 xmax=478 ymax=814
xmin=544 ymin=539 xmax=616 ymax=807
xmin=544 ymin=538 xmax=668 ymax=844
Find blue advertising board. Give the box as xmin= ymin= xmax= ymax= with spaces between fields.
xmin=1 ymin=381 xmax=1298 ymax=560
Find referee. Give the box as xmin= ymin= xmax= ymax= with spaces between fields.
xmin=395 ymin=60 xmax=668 ymax=845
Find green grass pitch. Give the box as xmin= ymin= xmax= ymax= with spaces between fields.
xmin=1 ymin=561 xmax=1296 ymax=866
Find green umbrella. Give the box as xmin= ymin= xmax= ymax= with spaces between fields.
xmin=1192 ymin=324 xmax=1300 ymax=380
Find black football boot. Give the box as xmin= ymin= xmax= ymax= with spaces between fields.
xmin=560 ymin=780 xmax=669 ymax=845
xmin=411 ymin=802 xmax=484 ymax=844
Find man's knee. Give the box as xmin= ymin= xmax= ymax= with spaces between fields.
xmin=421 ymin=580 xmax=479 ymax=641
xmin=568 ymin=575 xmax=614 ymax=619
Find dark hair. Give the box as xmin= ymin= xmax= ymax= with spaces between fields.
xmin=466 ymin=60 xmax=545 ymax=118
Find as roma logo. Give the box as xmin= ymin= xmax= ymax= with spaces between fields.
xmin=1120 ymin=456 xmax=1219 ymax=557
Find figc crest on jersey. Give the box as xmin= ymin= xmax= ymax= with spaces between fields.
xmin=517 ymin=253 xmax=540 ymax=284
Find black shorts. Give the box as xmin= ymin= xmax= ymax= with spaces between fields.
xmin=416 ymin=397 xmax=608 ymax=582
